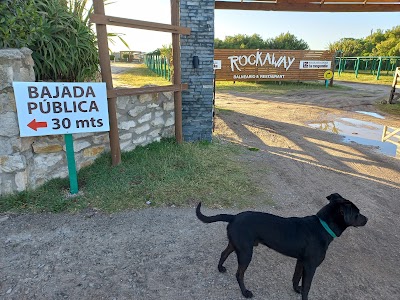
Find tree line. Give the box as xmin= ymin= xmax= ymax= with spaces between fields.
xmin=213 ymin=26 xmax=400 ymax=57
xmin=214 ymin=32 xmax=309 ymax=50
xmin=328 ymin=26 xmax=400 ymax=57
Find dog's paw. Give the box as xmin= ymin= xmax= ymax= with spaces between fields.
xmin=243 ymin=290 xmax=253 ymax=298
xmin=293 ymin=285 xmax=301 ymax=294
xmin=218 ymin=265 xmax=227 ymax=273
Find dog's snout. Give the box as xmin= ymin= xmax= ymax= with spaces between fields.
xmin=359 ymin=215 xmax=368 ymax=226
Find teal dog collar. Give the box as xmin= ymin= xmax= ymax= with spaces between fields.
xmin=318 ymin=217 xmax=337 ymax=238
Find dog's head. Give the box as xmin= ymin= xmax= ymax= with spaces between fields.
xmin=326 ymin=193 xmax=368 ymax=227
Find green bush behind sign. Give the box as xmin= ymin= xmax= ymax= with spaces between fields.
xmin=0 ymin=0 xmax=99 ymax=82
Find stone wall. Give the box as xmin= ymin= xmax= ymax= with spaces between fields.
xmin=180 ymin=0 xmax=215 ymax=141
xmin=0 ymin=48 xmax=175 ymax=196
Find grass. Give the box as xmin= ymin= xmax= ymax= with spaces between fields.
xmin=333 ymin=72 xmax=400 ymax=116
xmin=112 ymin=63 xmax=171 ymax=87
xmin=114 ymin=63 xmax=357 ymax=95
xmin=215 ymin=80 xmax=345 ymax=94
xmin=334 ymin=71 xmax=394 ymax=85
xmin=113 ymin=62 xmax=395 ymax=89
xmin=0 ymin=139 xmax=266 ymax=213
xmin=376 ymin=102 xmax=400 ymax=116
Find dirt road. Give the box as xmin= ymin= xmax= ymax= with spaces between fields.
xmin=1 ymin=81 xmax=400 ymax=300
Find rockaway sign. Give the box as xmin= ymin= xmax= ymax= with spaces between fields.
xmin=214 ymin=49 xmax=335 ymax=82
xmin=228 ymin=51 xmax=296 ymax=72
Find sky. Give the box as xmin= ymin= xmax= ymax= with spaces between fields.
xmin=102 ymin=0 xmax=400 ymax=53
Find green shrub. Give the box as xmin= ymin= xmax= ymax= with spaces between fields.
xmin=0 ymin=0 xmax=99 ymax=82
xmin=0 ymin=0 xmax=44 ymax=48
xmin=32 ymin=0 xmax=99 ymax=82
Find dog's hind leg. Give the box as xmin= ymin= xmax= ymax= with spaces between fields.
xmin=235 ymin=247 xmax=254 ymax=298
xmin=292 ymin=260 xmax=303 ymax=294
xmin=218 ymin=241 xmax=235 ymax=273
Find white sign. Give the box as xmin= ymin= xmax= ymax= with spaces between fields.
xmin=299 ymin=60 xmax=332 ymax=69
xmin=13 ymin=82 xmax=109 ymax=137
xmin=213 ymin=60 xmax=222 ymax=70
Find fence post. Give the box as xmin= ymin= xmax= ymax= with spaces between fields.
xmin=377 ymin=57 xmax=382 ymax=80
xmin=163 ymin=58 xmax=167 ymax=79
xmin=93 ymin=0 xmax=121 ymax=166
xmin=171 ymin=0 xmax=183 ymax=143
xmin=355 ymin=57 xmax=360 ymax=78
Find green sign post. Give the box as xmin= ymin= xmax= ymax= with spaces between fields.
xmin=64 ymin=134 xmax=78 ymax=194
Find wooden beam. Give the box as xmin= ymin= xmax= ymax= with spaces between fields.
xmin=382 ymin=126 xmax=400 ymax=142
xmin=215 ymin=1 xmax=400 ymax=12
xmin=106 ymin=84 xmax=189 ymax=98
xmin=93 ymin=0 xmax=121 ymax=166
xmin=171 ymin=0 xmax=183 ymax=143
xmin=90 ymin=14 xmax=191 ymax=35
xmin=250 ymin=0 xmax=400 ymax=3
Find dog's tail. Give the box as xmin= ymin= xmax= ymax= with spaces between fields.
xmin=196 ymin=202 xmax=235 ymax=223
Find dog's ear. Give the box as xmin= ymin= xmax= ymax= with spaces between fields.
xmin=340 ymin=203 xmax=356 ymax=225
xmin=326 ymin=193 xmax=342 ymax=202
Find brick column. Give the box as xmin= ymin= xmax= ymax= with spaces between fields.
xmin=180 ymin=0 xmax=215 ymax=141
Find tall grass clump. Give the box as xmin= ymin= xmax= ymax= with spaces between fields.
xmin=32 ymin=0 xmax=100 ymax=81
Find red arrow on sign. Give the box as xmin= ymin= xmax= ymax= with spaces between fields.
xmin=27 ymin=119 xmax=48 ymax=131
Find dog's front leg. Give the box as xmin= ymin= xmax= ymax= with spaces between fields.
xmin=301 ymin=263 xmax=317 ymax=300
xmin=292 ymin=259 xmax=303 ymax=293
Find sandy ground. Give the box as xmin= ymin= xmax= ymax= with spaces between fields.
xmin=1 ymin=80 xmax=400 ymax=300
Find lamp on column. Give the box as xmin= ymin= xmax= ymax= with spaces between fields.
xmin=192 ymin=55 xmax=199 ymax=68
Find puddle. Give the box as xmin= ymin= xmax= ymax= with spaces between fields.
xmin=355 ymin=111 xmax=385 ymax=119
xmin=308 ymin=117 xmax=398 ymax=157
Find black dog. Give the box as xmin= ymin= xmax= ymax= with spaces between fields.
xmin=196 ymin=193 xmax=368 ymax=299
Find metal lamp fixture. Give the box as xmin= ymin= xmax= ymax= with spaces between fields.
xmin=192 ymin=55 xmax=199 ymax=68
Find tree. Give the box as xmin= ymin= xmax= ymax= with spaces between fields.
xmin=214 ymin=32 xmax=309 ymax=50
xmin=266 ymin=32 xmax=309 ymax=50
xmin=329 ymin=38 xmax=364 ymax=57
xmin=328 ymin=25 xmax=400 ymax=57
xmin=376 ymin=38 xmax=400 ymax=56
xmin=214 ymin=34 xmax=266 ymax=49
xmin=159 ymin=44 xmax=172 ymax=61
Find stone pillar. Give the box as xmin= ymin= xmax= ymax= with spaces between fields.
xmin=180 ymin=0 xmax=215 ymax=141
xmin=0 ymin=48 xmax=35 ymax=194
